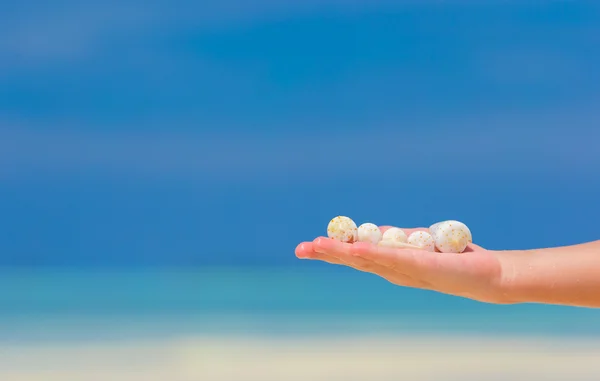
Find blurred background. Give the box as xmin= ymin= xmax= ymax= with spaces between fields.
xmin=1 ymin=1 xmax=600 ymax=380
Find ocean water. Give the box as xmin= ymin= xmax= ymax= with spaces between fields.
xmin=1 ymin=267 xmax=598 ymax=343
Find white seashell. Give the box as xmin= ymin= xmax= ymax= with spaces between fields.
xmin=357 ymin=223 xmax=383 ymax=245
xmin=407 ymin=231 xmax=436 ymax=252
xmin=431 ymin=220 xmax=470 ymax=253
xmin=381 ymin=227 xmax=407 ymax=244
xmin=327 ymin=216 xmax=358 ymax=243
xmin=377 ymin=227 xmax=414 ymax=249
xmin=428 ymin=222 xmax=442 ymax=236
xmin=430 ymin=220 xmax=472 ymax=243
xmin=449 ymin=220 xmax=472 ymax=243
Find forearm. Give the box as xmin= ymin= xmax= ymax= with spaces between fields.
xmin=500 ymin=240 xmax=600 ymax=308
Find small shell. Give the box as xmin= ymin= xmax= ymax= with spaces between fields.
xmin=430 ymin=220 xmax=472 ymax=243
xmin=327 ymin=216 xmax=358 ymax=243
xmin=357 ymin=223 xmax=382 ymax=244
xmin=380 ymin=227 xmax=407 ymax=244
xmin=432 ymin=220 xmax=469 ymax=253
xmin=428 ymin=222 xmax=442 ymax=236
xmin=450 ymin=220 xmax=472 ymax=243
xmin=407 ymin=231 xmax=435 ymax=252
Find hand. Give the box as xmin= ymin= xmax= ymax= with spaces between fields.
xmin=295 ymin=226 xmax=512 ymax=304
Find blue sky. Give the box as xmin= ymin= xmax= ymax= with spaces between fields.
xmin=1 ymin=1 xmax=599 ymax=266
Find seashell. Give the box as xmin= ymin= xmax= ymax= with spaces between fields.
xmin=327 ymin=216 xmax=358 ymax=243
xmin=357 ymin=223 xmax=383 ymax=245
xmin=407 ymin=231 xmax=436 ymax=252
xmin=431 ymin=220 xmax=470 ymax=253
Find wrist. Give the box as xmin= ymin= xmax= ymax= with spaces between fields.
xmin=494 ymin=249 xmax=533 ymax=304
xmin=494 ymin=243 xmax=600 ymax=307
xmin=459 ymin=249 xmax=527 ymax=305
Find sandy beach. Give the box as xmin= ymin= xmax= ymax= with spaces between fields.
xmin=1 ymin=334 xmax=599 ymax=381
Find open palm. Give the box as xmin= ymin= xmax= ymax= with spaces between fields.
xmin=295 ymin=226 xmax=510 ymax=303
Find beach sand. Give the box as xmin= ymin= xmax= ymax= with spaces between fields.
xmin=1 ymin=334 xmax=599 ymax=381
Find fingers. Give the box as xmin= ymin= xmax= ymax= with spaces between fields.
xmin=311 ymin=238 xmax=379 ymax=272
xmin=298 ymin=238 xmax=431 ymax=288
xmin=295 ymin=227 xmax=487 ymax=294
xmin=298 ymin=226 xmax=482 ymax=268
xmin=311 ymin=238 xmax=428 ymax=287
xmin=351 ymin=241 xmax=437 ymax=277
xmin=295 ymin=242 xmax=315 ymax=259
xmin=311 ymin=237 xmax=395 ymax=275
xmin=295 ymin=242 xmax=344 ymax=265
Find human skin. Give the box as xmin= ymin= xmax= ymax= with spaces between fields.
xmin=295 ymin=226 xmax=600 ymax=308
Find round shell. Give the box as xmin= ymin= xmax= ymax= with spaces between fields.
xmin=327 ymin=216 xmax=358 ymax=243
xmin=357 ymin=223 xmax=382 ymax=245
xmin=432 ymin=220 xmax=469 ymax=253
xmin=380 ymin=227 xmax=407 ymax=244
xmin=428 ymin=222 xmax=442 ymax=236
xmin=449 ymin=220 xmax=472 ymax=243
xmin=430 ymin=220 xmax=472 ymax=243
xmin=407 ymin=231 xmax=435 ymax=252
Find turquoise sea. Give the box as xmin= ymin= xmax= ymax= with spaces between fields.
xmin=1 ymin=267 xmax=598 ymax=343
